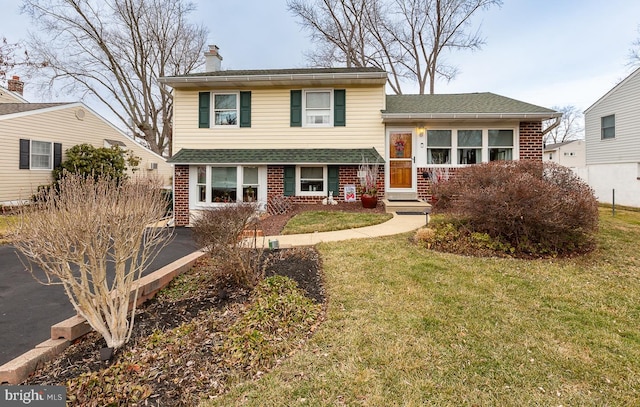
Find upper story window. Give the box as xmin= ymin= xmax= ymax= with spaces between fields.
xmin=214 ymin=93 xmax=238 ymax=126
xmin=198 ymin=91 xmax=251 ymax=128
xmin=601 ymin=114 xmax=615 ymax=139
xmin=304 ymin=90 xmax=333 ymax=126
xmin=425 ymin=128 xmax=516 ymax=166
xmin=290 ymin=89 xmax=345 ymax=127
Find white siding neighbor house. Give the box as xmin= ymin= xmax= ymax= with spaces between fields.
xmin=543 ymin=140 xmax=586 ymax=168
xmin=0 ymin=78 xmax=172 ymax=206
xmin=161 ymin=46 xmax=560 ymax=226
xmin=584 ymin=67 xmax=640 ymax=207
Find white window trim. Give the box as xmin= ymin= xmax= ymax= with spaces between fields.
xmin=302 ymin=89 xmax=333 ymax=128
xmin=296 ymin=165 xmax=327 ymax=196
xmin=30 ymin=140 xmax=53 ymax=170
xmin=212 ymin=91 xmax=240 ymax=128
xmin=190 ymin=165 xmax=267 ymax=208
xmin=424 ymin=127 xmax=519 ymax=168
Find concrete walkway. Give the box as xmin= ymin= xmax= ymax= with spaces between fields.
xmin=256 ymin=212 xmax=428 ymax=248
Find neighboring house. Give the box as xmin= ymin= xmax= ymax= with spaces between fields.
xmin=543 ymin=140 xmax=586 ymax=168
xmin=0 ymin=79 xmax=172 ymax=206
xmin=583 ymin=67 xmax=640 ymax=207
xmin=161 ymin=46 xmax=560 ymax=226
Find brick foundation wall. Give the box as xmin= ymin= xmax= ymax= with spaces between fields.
xmin=416 ymin=167 xmax=460 ymax=200
xmin=519 ymin=121 xmax=543 ymax=160
xmin=173 ymin=165 xmax=190 ymax=226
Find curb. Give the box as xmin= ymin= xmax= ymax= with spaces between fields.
xmin=0 ymin=249 xmax=207 ymax=385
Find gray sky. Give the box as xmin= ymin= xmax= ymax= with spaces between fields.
xmin=3 ymin=0 xmax=640 ymax=113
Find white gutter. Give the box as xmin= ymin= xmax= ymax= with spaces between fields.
xmin=381 ymin=112 xmax=562 ymax=121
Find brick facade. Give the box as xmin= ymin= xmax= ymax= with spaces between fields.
xmin=519 ymin=121 xmax=543 ymax=160
xmin=173 ymin=165 xmax=190 ymax=226
xmin=171 ymin=121 xmax=543 ymax=223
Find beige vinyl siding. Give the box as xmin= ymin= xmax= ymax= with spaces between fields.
xmin=0 ymin=90 xmax=25 ymax=104
xmin=172 ymin=85 xmax=386 ymax=154
xmin=0 ymin=105 xmax=171 ymax=204
xmin=585 ymin=68 xmax=640 ymax=165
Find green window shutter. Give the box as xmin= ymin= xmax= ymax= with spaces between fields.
xmin=19 ymin=139 xmax=30 ymax=169
xmin=290 ymin=90 xmax=302 ymax=127
xmin=328 ymin=165 xmax=339 ymax=197
xmin=198 ymin=92 xmax=210 ymax=128
xmin=283 ymin=165 xmax=296 ymax=196
xmin=240 ymin=91 xmax=251 ymax=127
xmin=53 ymin=143 xmax=62 ymax=168
xmin=334 ymin=89 xmax=346 ymax=127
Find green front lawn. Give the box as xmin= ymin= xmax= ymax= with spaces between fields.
xmin=207 ymin=208 xmax=640 ymax=406
xmin=281 ymin=210 xmax=393 ymax=235
xmin=0 ymin=215 xmax=18 ymax=244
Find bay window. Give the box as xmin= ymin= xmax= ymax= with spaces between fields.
xmin=192 ymin=166 xmax=265 ymax=205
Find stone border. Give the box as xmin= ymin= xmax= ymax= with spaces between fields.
xmin=0 ymin=250 xmax=206 ymax=385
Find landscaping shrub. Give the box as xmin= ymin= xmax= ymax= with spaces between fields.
xmin=191 ymin=203 xmax=264 ymax=287
xmin=434 ymin=161 xmax=599 ymax=256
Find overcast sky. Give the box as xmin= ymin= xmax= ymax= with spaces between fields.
xmin=3 ymin=0 xmax=640 ymax=114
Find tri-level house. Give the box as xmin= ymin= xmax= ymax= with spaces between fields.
xmin=162 ymin=46 xmax=560 ymax=226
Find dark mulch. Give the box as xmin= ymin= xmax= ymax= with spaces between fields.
xmin=24 ymin=247 xmax=323 ymax=406
xmin=260 ymin=201 xmax=385 ymax=236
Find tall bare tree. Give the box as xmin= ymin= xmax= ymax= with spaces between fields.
xmin=288 ymin=0 xmax=501 ymax=94
xmin=13 ymin=173 xmax=173 ymax=351
xmin=543 ymin=105 xmax=584 ymax=145
xmin=629 ymin=24 xmax=640 ymax=68
xmin=0 ymin=37 xmax=29 ymax=84
xmin=21 ymin=0 xmax=207 ymax=156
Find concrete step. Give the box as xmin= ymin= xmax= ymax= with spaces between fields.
xmin=382 ymin=199 xmax=432 ymax=214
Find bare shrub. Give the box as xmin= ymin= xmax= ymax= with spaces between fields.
xmin=13 ymin=173 xmax=173 ymax=350
xmin=436 ymin=161 xmax=599 ymax=255
xmin=191 ymin=203 xmax=264 ymax=287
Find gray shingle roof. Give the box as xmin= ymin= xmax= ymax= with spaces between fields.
xmin=383 ymin=93 xmax=559 ymax=118
xmin=0 ymin=103 xmax=71 ymax=116
xmin=169 ymin=67 xmax=386 ymax=79
xmin=168 ymin=148 xmax=384 ymax=165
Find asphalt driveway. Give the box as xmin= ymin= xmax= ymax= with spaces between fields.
xmin=0 ymin=227 xmax=199 ymax=365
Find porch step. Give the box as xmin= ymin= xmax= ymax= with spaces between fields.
xmin=385 ymin=191 xmax=418 ymax=201
xmin=382 ymin=198 xmax=432 ymax=214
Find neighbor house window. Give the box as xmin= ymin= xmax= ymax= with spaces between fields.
xmin=601 ymin=115 xmax=615 ymax=139
xmin=457 ymin=130 xmax=482 ymax=164
xmin=298 ymin=166 xmax=326 ymax=195
xmin=304 ymin=90 xmax=332 ymax=126
xmin=427 ymin=130 xmax=452 ymax=164
xmin=488 ymin=129 xmax=514 ymax=161
xmin=213 ymin=93 xmax=238 ymax=126
xmin=31 ymin=140 xmax=53 ymax=169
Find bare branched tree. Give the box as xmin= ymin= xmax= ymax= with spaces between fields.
xmin=629 ymin=24 xmax=640 ymax=67
xmin=21 ymin=0 xmax=208 ymax=156
xmin=13 ymin=173 xmax=173 ymax=350
xmin=543 ymin=105 xmax=584 ymax=145
xmin=0 ymin=37 xmax=29 ymax=84
xmin=287 ymin=0 xmax=501 ymax=94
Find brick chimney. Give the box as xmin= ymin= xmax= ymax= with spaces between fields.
xmin=204 ymin=45 xmax=223 ymax=72
xmin=7 ymin=76 xmax=24 ymax=95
